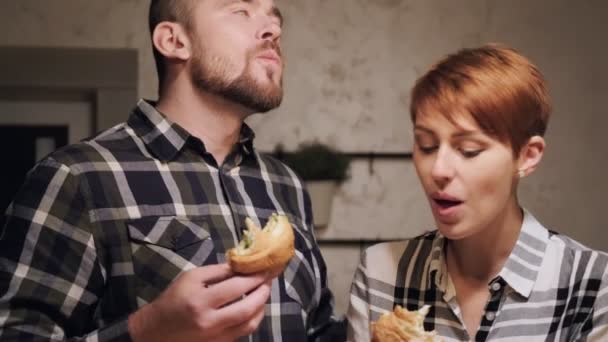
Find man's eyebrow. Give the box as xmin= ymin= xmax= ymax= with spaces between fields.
xmin=269 ymin=6 xmax=283 ymax=26
xmin=224 ymin=0 xmax=283 ymax=26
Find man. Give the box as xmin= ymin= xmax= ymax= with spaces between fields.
xmin=0 ymin=0 xmax=343 ymax=340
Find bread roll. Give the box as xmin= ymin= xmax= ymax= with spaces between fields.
xmin=227 ymin=214 xmax=295 ymax=274
xmin=372 ymin=305 xmax=443 ymax=342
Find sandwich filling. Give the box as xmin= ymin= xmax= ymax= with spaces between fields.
xmin=235 ymin=214 xmax=285 ymax=255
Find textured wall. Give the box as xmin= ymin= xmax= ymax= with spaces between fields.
xmin=1 ymin=0 xmax=607 ymax=315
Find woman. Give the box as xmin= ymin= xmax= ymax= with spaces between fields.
xmin=346 ymin=44 xmax=608 ymax=341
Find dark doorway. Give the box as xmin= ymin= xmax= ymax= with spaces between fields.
xmin=0 ymin=125 xmax=68 ymax=218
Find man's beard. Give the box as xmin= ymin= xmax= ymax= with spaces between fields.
xmin=190 ymin=40 xmax=283 ymax=113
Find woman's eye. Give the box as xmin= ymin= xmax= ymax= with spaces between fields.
xmin=234 ymin=9 xmax=249 ymax=16
xmin=460 ymin=149 xmax=482 ymax=158
xmin=417 ymin=145 xmax=438 ymax=154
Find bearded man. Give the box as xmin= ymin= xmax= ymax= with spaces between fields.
xmin=0 ymin=1 xmax=343 ymax=341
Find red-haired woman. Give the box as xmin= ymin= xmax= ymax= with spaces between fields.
xmin=347 ymin=44 xmax=608 ymax=341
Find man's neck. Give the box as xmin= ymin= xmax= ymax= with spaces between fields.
xmin=156 ymin=81 xmax=253 ymax=166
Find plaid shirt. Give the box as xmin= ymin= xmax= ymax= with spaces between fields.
xmin=347 ymin=210 xmax=608 ymax=341
xmin=0 ymin=99 xmax=343 ymax=341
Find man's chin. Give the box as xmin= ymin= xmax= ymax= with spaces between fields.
xmin=250 ymin=84 xmax=283 ymax=112
xmin=249 ymin=96 xmax=283 ymax=113
xmin=254 ymin=74 xmax=282 ymax=90
xmin=201 ymin=72 xmax=283 ymax=113
xmin=235 ymin=88 xmax=282 ymax=114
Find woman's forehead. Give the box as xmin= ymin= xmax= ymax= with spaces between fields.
xmin=415 ymin=110 xmax=481 ymax=133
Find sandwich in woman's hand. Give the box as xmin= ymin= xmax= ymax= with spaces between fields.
xmin=372 ymin=305 xmax=443 ymax=342
xmin=227 ymin=213 xmax=295 ymax=274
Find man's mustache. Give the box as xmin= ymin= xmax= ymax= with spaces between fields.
xmin=253 ymin=40 xmax=282 ymax=59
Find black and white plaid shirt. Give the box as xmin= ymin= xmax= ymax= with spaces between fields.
xmin=347 ymin=210 xmax=608 ymax=341
xmin=0 ymin=99 xmax=343 ymax=341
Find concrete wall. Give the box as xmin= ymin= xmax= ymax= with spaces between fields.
xmin=1 ymin=0 xmax=606 ymax=314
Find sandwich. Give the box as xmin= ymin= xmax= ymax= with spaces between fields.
xmin=372 ymin=305 xmax=442 ymax=342
xmin=227 ymin=213 xmax=295 ymax=274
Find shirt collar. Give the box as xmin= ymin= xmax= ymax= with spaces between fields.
xmin=428 ymin=232 xmax=457 ymax=301
xmin=497 ymin=209 xmax=549 ymax=298
xmin=428 ymin=209 xmax=549 ymax=299
xmin=128 ymin=99 xmax=257 ymax=164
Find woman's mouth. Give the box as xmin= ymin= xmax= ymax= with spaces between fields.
xmin=434 ymin=198 xmax=463 ymax=209
xmin=430 ymin=194 xmax=464 ymax=222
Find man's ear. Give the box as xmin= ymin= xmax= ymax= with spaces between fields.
xmin=517 ymin=136 xmax=546 ymax=178
xmin=152 ymin=22 xmax=192 ymax=61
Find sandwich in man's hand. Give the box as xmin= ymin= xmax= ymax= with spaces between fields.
xmin=227 ymin=213 xmax=295 ymax=275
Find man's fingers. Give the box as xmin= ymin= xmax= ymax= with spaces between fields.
xmin=218 ymin=285 xmax=270 ymax=339
xmin=212 ymin=282 xmax=271 ymax=329
xmin=227 ymin=305 xmax=267 ymax=341
xmin=207 ymin=273 xmax=267 ymax=308
xmin=190 ymin=263 xmax=234 ymax=285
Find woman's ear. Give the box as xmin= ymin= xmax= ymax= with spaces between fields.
xmin=151 ymin=22 xmax=192 ymax=62
xmin=517 ymin=136 xmax=546 ymax=178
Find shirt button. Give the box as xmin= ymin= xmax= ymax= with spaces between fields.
xmin=491 ymin=282 xmax=501 ymax=291
xmin=171 ymin=234 xmax=180 ymax=250
xmin=485 ymin=312 xmax=496 ymax=321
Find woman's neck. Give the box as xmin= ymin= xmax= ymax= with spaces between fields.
xmin=446 ymin=202 xmax=524 ymax=283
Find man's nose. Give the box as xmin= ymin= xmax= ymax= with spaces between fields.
xmin=257 ymin=18 xmax=281 ymax=42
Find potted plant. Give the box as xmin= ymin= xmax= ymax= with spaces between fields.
xmin=275 ymin=143 xmax=351 ymax=227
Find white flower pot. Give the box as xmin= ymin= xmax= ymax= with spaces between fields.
xmin=306 ymin=180 xmax=339 ymax=228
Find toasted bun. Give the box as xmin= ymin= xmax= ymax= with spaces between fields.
xmin=371 ymin=305 xmax=442 ymax=342
xmin=227 ymin=214 xmax=295 ymax=274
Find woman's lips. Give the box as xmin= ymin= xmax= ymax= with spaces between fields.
xmin=430 ymin=195 xmax=464 ymax=223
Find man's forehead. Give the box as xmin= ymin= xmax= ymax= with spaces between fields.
xmin=212 ymin=0 xmax=283 ymax=25
xmin=214 ymin=0 xmax=278 ymax=8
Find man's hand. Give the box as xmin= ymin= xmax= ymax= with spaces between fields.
xmin=128 ymin=263 xmax=274 ymax=342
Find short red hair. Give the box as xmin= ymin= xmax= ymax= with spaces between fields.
xmin=410 ymin=44 xmax=551 ymax=154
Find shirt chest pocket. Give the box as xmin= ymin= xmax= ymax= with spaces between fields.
xmin=126 ymin=216 xmax=217 ymax=304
